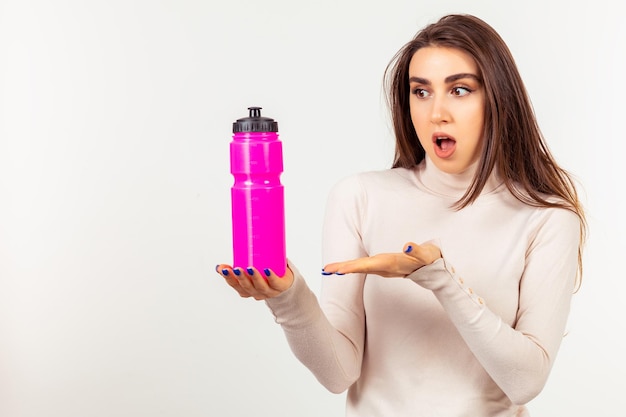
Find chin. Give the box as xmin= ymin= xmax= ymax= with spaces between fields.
xmin=431 ymin=158 xmax=477 ymax=176
xmin=432 ymin=160 xmax=465 ymax=174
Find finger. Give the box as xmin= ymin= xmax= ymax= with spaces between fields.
xmin=215 ymin=264 xmax=237 ymax=284
xmin=215 ymin=263 xmax=232 ymax=273
xmin=402 ymin=242 xmax=442 ymax=265
xmin=234 ymin=266 xmax=259 ymax=294
xmin=324 ymin=257 xmax=374 ymax=275
xmin=215 ymin=265 xmax=252 ymax=298
xmin=323 ymin=260 xmax=357 ymax=275
xmin=361 ymin=253 xmax=417 ymax=277
xmin=242 ymin=267 xmax=284 ymax=300
xmin=264 ymin=267 xmax=294 ymax=292
xmin=403 ymin=242 xmax=418 ymax=255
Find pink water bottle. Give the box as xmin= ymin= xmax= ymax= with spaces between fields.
xmin=230 ymin=107 xmax=286 ymax=277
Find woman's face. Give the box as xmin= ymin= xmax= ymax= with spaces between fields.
xmin=408 ymin=46 xmax=485 ymax=174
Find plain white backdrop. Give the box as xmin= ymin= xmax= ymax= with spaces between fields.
xmin=0 ymin=1 xmax=624 ymax=416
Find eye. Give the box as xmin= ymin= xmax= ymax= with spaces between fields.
xmin=412 ymin=88 xmax=430 ymax=98
xmin=451 ymin=86 xmax=472 ymax=97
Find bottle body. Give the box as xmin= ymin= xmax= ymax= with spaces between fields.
xmin=230 ymin=131 xmax=286 ymax=276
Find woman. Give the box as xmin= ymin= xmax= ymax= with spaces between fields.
xmin=216 ymin=14 xmax=586 ymax=416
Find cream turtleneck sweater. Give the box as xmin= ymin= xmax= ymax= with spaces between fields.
xmin=266 ymin=157 xmax=580 ymax=417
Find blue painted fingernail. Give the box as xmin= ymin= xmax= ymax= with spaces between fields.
xmin=233 ymin=268 xmax=241 ymax=276
xmin=246 ymin=267 xmax=254 ymax=275
xmin=321 ymin=269 xmax=332 ymax=276
xmin=264 ymin=268 xmax=271 ymax=277
xmin=221 ymin=269 xmax=229 ymax=276
xmin=336 ymin=272 xmax=345 ymax=276
xmin=405 ymin=245 xmax=413 ymax=253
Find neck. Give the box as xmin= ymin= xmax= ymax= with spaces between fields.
xmin=417 ymin=156 xmax=501 ymax=199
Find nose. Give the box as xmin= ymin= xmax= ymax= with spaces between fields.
xmin=430 ymin=96 xmax=450 ymax=125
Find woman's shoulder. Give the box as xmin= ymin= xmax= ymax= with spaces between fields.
xmin=330 ymin=167 xmax=415 ymax=194
xmin=506 ymin=187 xmax=582 ymax=239
xmin=508 ymin=183 xmax=580 ymax=218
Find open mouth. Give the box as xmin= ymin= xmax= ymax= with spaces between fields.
xmin=432 ymin=134 xmax=457 ymax=158
xmin=435 ymin=137 xmax=456 ymax=151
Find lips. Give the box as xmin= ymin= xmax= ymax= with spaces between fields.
xmin=432 ymin=132 xmax=456 ymax=159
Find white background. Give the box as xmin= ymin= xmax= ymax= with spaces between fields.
xmin=1 ymin=1 xmax=623 ymax=416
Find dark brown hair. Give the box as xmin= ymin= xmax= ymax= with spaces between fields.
xmin=384 ymin=14 xmax=587 ymax=287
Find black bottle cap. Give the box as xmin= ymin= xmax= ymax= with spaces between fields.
xmin=232 ymin=107 xmax=279 ymax=133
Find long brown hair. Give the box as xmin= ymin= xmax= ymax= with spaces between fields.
xmin=384 ymin=14 xmax=587 ymax=288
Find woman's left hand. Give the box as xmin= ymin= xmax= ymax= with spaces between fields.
xmin=322 ymin=241 xmax=442 ymax=278
xmin=215 ymin=264 xmax=294 ymax=300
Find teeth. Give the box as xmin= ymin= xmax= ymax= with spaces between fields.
xmin=435 ymin=136 xmax=453 ymax=149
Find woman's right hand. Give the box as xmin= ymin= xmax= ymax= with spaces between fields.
xmin=322 ymin=241 xmax=441 ymax=278
xmin=215 ymin=264 xmax=294 ymax=300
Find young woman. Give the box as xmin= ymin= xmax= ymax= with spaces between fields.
xmin=216 ymin=14 xmax=586 ymax=416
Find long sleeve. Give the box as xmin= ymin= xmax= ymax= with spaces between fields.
xmin=264 ymin=175 xmax=368 ymax=393
xmin=264 ymin=261 xmax=363 ymax=393
xmin=405 ymin=207 xmax=580 ymax=404
xmin=264 ymin=163 xmax=580 ymax=417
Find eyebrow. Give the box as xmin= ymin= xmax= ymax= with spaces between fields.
xmin=409 ymin=73 xmax=482 ymax=85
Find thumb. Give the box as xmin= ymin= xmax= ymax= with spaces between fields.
xmin=402 ymin=241 xmax=442 ymax=265
xmin=265 ymin=266 xmax=295 ymax=293
xmin=403 ymin=242 xmax=419 ymax=255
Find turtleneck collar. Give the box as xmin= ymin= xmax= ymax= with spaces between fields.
xmin=414 ymin=156 xmax=503 ymax=199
